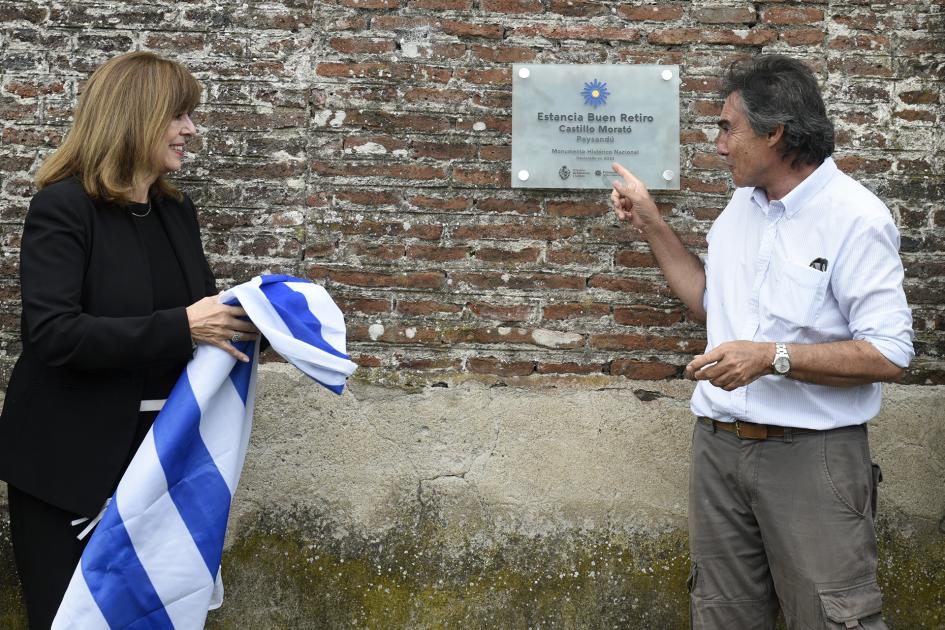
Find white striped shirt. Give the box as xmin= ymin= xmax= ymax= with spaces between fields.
xmin=692 ymin=157 xmax=914 ymax=430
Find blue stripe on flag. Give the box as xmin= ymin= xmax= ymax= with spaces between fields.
xmin=229 ymin=341 xmax=255 ymax=405
xmin=259 ymin=281 xmax=350 ymax=360
xmin=81 ymin=500 xmax=174 ymax=629
xmin=153 ymin=374 xmax=234 ymax=577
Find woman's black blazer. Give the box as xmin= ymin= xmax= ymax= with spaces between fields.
xmin=0 ymin=176 xmax=217 ymax=517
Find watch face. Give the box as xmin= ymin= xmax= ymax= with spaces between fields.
xmin=774 ymin=357 xmax=790 ymax=374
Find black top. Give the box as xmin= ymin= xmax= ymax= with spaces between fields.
xmin=128 ymin=200 xmax=192 ymax=399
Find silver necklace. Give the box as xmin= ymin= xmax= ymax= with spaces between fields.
xmin=129 ymin=202 xmax=151 ymax=218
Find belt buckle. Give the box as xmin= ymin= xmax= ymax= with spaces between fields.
xmin=734 ymin=420 xmax=767 ymax=440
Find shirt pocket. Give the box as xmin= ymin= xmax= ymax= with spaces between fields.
xmin=766 ymin=260 xmax=829 ymax=328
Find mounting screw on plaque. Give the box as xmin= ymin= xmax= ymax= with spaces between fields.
xmin=662 ymin=170 xmax=674 ymax=181
xmin=518 ymin=170 xmax=530 ymax=181
xmin=519 ymin=68 xmax=530 ymax=79
xmin=661 ymin=69 xmax=673 ymax=81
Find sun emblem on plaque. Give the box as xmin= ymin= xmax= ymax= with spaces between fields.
xmin=559 ymin=165 xmax=571 ymax=180
xmin=581 ymin=79 xmax=609 ymax=108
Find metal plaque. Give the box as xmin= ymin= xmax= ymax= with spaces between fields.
xmin=512 ymin=64 xmax=680 ymax=190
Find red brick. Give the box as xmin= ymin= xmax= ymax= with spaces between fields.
xmin=468 ymin=357 xmax=536 ymax=376
xmin=512 ymin=24 xmax=640 ymax=42
xmin=451 ymin=272 xmax=585 ymax=290
xmin=648 ymin=28 xmax=777 ymax=46
xmin=456 ymin=116 xmax=511 ymax=134
xmin=328 ymin=37 xmax=397 ymax=54
xmin=827 ymin=57 xmax=893 ymax=79
xmin=336 ymin=0 xmax=400 ymax=8
xmin=470 ymin=45 xmax=538 ymax=63
xmin=546 ymin=200 xmax=609 ymax=218
xmin=480 ymin=145 xmax=511 ymax=161
xmin=588 ymin=274 xmax=664 ymax=295
xmin=408 ymin=195 xmax=472 ymax=211
xmin=610 ymin=359 xmax=680 ymax=380
xmin=543 ymin=303 xmax=609 ymax=320
xmin=312 ymin=161 xmax=447 ymax=181
xmin=452 ymin=223 xmax=575 ymax=241
xmin=406 ymin=244 xmax=470 ymax=261
xmin=349 ymin=243 xmax=404 ymax=261
xmin=899 ymin=90 xmax=939 ymax=105
xmin=338 ymin=221 xmax=443 ymax=240
xmin=474 ymin=247 xmax=540 ymax=263
xmin=590 ymin=334 xmax=702 ymax=352
xmin=613 ymin=305 xmax=683 ymax=326
xmin=409 ymin=0 xmax=472 ymax=8
xmin=615 ymin=250 xmax=658 ymax=268
xmin=413 ymin=142 xmax=477 ymax=160
xmin=340 ymin=110 xmax=452 ymax=133
xmin=452 ymin=167 xmax=506 ymax=187
xmin=780 ymin=28 xmax=824 ymax=47
xmin=396 ymin=300 xmax=463 ymax=315
xmin=350 ymin=324 xmax=438 ymax=344
xmin=481 ymin=0 xmax=543 ymax=13
xmin=316 ymin=63 xmax=451 ymax=83
xmin=395 ymin=355 xmax=463 ymax=370
xmin=404 ymin=87 xmax=474 ymax=105
xmin=334 ymin=190 xmax=402 ymax=206
xmin=547 ymin=247 xmax=601 ymax=266
xmin=894 ymin=110 xmax=936 ymax=123
xmin=681 ymin=177 xmax=729 ymax=194
xmin=761 ymin=7 xmax=824 ymax=24
xmin=617 ymin=4 xmax=684 ymax=21
xmin=468 ymin=302 xmax=534 ymax=321
xmin=537 ymin=361 xmax=607 ymax=375
xmin=549 ymin=0 xmax=608 ymax=18
xmin=336 ymin=297 xmax=391 ymax=315
xmin=682 ymin=77 xmax=724 ymax=94
xmin=693 ymin=7 xmax=756 ymax=24
xmin=311 ymin=268 xmax=444 ymax=289
xmin=691 ymin=151 xmax=726 ymax=170
xmin=453 ymin=67 xmax=512 ymax=86
xmin=343 ymin=135 xmax=409 ymax=154
xmin=353 ymin=354 xmax=384 ymax=368
xmin=828 ymin=35 xmax=889 ymax=52
xmin=476 ymin=198 xmax=541 ymax=214
xmin=441 ymin=19 xmax=505 ymax=39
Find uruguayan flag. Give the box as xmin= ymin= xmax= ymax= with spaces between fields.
xmin=53 ymin=274 xmax=358 ymax=629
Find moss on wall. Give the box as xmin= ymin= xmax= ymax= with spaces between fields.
xmin=1 ymin=510 xmax=942 ymax=628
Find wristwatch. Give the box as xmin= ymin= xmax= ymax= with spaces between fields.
xmin=772 ymin=342 xmax=791 ymax=375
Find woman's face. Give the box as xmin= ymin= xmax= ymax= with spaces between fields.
xmin=158 ymin=113 xmax=197 ymax=174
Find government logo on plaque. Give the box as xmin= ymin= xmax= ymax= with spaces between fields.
xmin=512 ymin=64 xmax=680 ymax=190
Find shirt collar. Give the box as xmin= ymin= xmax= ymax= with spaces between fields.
xmin=748 ymin=157 xmax=839 ymax=218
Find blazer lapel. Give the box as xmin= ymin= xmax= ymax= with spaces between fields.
xmin=154 ymin=197 xmax=204 ymax=303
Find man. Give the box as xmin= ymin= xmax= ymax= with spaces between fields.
xmin=611 ymin=55 xmax=913 ymax=629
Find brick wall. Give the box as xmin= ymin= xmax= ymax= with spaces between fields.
xmin=1 ymin=0 xmax=942 ymax=386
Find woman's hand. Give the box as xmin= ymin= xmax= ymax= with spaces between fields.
xmin=186 ymin=295 xmax=260 ymax=362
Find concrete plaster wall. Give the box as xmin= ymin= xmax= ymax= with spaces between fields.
xmin=4 ymin=371 xmax=941 ymax=627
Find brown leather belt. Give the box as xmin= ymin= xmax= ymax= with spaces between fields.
xmin=698 ymin=416 xmax=819 ymax=440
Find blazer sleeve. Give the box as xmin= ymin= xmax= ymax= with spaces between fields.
xmin=20 ymin=186 xmax=195 ymax=371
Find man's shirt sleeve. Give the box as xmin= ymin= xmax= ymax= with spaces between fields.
xmin=831 ymin=216 xmax=914 ymax=368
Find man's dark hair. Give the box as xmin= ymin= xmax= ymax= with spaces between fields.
xmin=722 ymin=55 xmax=835 ymax=167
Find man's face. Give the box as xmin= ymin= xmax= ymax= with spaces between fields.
xmin=716 ymin=92 xmax=776 ymax=189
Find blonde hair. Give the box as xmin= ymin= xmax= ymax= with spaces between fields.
xmin=36 ymin=51 xmax=201 ymax=203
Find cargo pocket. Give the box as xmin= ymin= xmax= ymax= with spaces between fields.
xmin=819 ymin=580 xmax=886 ymax=629
xmin=687 ymin=563 xmax=698 ymax=594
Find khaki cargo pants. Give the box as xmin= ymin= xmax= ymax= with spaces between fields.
xmin=688 ymin=420 xmax=886 ymax=630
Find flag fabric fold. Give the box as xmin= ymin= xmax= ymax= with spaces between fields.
xmin=53 ymin=274 xmax=357 ymax=629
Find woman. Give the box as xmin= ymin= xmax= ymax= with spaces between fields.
xmin=0 ymin=51 xmax=259 ymax=628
